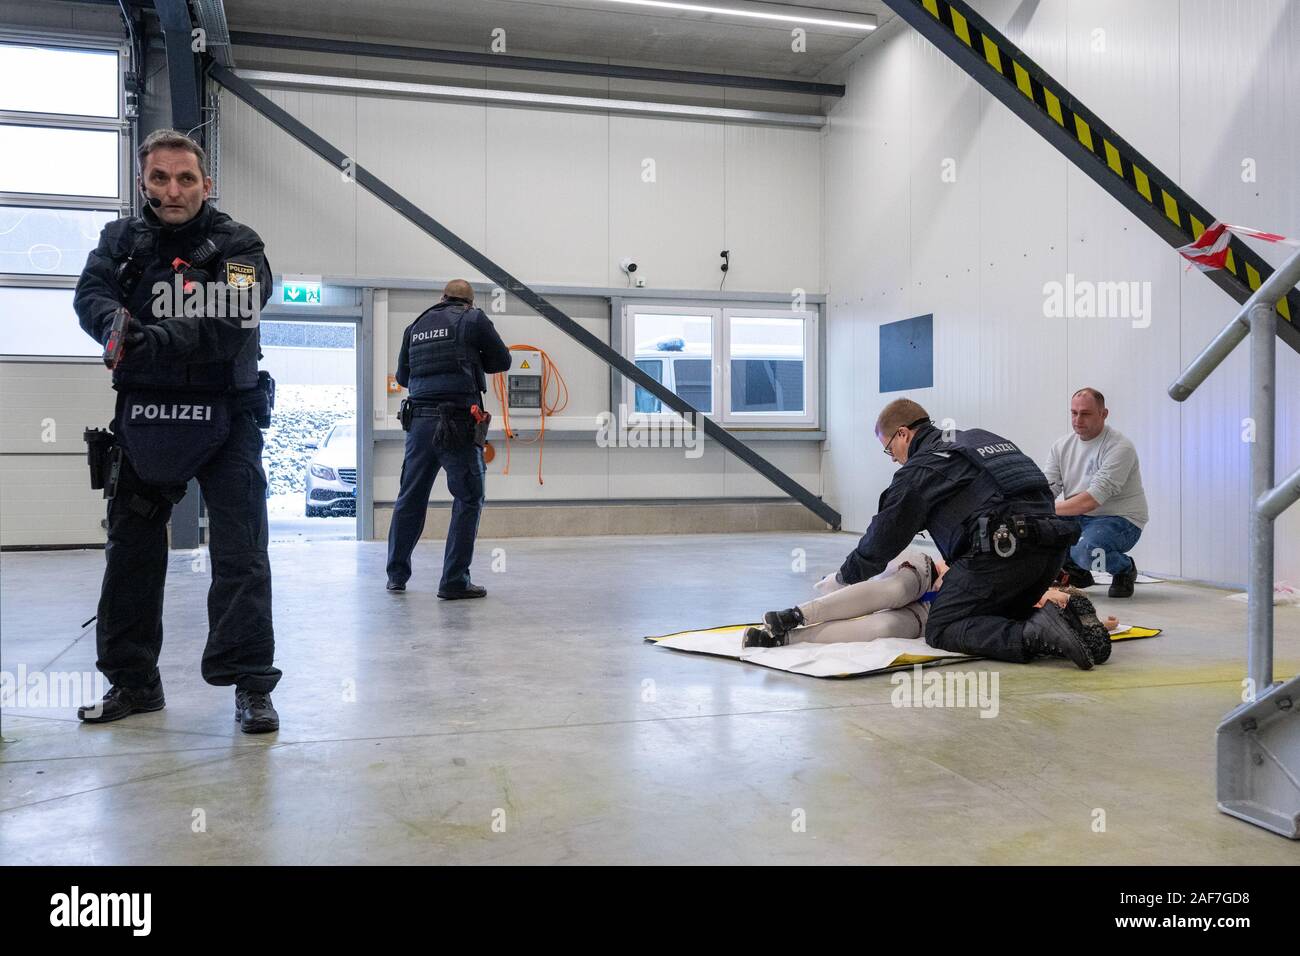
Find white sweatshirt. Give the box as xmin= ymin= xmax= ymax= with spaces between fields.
xmin=1044 ymin=425 xmax=1149 ymax=528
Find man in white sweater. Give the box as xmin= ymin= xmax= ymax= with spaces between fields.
xmin=1044 ymin=388 xmax=1149 ymax=598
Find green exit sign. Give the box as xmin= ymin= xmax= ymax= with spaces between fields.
xmin=282 ymin=279 xmax=321 ymax=305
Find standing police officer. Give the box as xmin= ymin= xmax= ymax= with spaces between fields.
xmin=73 ymin=129 xmax=280 ymax=732
xmin=386 ymin=280 xmax=511 ymax=597
xmin=768 ymin=399 xmax=1111 ymax=669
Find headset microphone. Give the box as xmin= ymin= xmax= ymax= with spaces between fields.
xmin=140 ymin=185 xmax=161 ymax=209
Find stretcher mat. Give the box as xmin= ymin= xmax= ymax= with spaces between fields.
xmin=645 ymin=624 xmax=1162 ymax=679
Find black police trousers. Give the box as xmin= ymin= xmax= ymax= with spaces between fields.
xmin=385 ymin=412 xmax=485 ymax=591
xmin=924 ymin=546 xmax=1067 ymax=662
xmin=96 ymin=406 xmax=280 ymax=693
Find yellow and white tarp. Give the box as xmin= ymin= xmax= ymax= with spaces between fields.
xmin=646 ymin=624 xmax=1162 ymax=679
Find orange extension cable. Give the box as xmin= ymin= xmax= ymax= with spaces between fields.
xmin=490 ymin=345 xmax=569 ymax=484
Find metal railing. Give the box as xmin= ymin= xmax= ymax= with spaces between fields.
xmin=1170 ymin=244 xmax=1300 ymax=838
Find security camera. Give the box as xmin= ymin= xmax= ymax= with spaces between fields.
xmin=619 ymin=257 xmax=638 ymax=274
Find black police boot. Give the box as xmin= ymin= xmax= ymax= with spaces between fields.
xmin=763 ymin=606 xmax=804 ymax=643
xmin=743 ymin=626 xmax=781 ymax=648
xmin=1108 ymin=561 xmax=1137 ymax=599
xmin=1062 ymin=592 xmax=1112 ymax=665
xmin=1060 ymin=560 xmax=1096 ymax=589
xmin=438 ymin=583 xmax=487 ymax=600
xmin=386 ymin=579 xmax=406 ymax=592
xmin=235 ymin=688 xmax=279 ymax=734
xmin=1022 ymin=604 xmax=1094 ymax=670
xmin=78 ymin=680 xmax=165 ymax=723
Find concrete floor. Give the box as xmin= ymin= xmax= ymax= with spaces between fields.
xmin=2 ymin=531 xmax=1299 ymax=865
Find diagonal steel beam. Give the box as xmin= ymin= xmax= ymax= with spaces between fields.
xmin=881 ymin=0 xmax=1300 ymax=356
xmin=209 ymin=64 xmax=839 ymax=529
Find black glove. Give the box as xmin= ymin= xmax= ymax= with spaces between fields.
xmin=118 ymin=318 xmax=166 ymax=369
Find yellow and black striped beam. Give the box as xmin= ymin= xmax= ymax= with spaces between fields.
xmin=884 ymin=0 xmax=1300 ymax=348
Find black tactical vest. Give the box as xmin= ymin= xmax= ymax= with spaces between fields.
xmin=406 ymin=300 xmax=486 ymax=400
xmin=109 ymin=204 xmax=261 ymax=393
xmin=918 ymin=427 xmax=1054 ymax=559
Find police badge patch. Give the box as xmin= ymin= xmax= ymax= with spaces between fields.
xmin=225 ymin=262 xmax=256 ymax=287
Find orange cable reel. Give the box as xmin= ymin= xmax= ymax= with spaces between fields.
xmin=489 ymin=344 xmax=568 ymax=484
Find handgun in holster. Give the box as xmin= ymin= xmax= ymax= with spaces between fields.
xmin=101 ymin=307 xmax=131 ymax=370
xmin=398 ymin=397 xmax=413 ymax=432
xmin=470 ymin=404 xmax=491 ymax=449
xmin=255 ymin=370 xmax=276 ymax=429
xmin=83 ymin=427 xmax=121 ymax=499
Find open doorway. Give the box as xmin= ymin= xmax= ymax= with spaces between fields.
xmin=258 ymin=319 xmax=359 ymax=542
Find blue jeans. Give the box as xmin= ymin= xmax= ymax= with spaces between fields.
xmin=1069 ymin=515 xmax=1142 ymax=576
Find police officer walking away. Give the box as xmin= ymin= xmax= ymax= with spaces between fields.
xmin=73 ymin=129 xmax=280 ymax=732
xmin=387 ymin=280 xmax=511 ymax=597
xmin=767 ymin=399 xmax=1112 ymax=669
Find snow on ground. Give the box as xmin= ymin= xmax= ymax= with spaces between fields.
xmin=263 ymin=384 xmax=355 ymax=497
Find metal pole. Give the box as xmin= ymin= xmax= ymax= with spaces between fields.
xmin=1258 ymin=464 xmax=1300 ymax=523
xmin=1248 ymin=302 xmax=1276 ymax=692
xmin=1171 ymin=244 xmax=1300 ymax=401
xmin=1168 ymin=315 xmax=1251 ymax=402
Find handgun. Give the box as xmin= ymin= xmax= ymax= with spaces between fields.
xmin=102 ymin=308 xmax=131 ymax=370
xmin=470 ymin=404 xmax=492 ymax=448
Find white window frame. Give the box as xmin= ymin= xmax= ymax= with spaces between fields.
xmin=620 ymin=300 xmax=821 ymax=430
xmin=0 ymin=31 xmax=130 ymax=361
xmin=620 ymin=302 xmax=722 ymax=422
xmin=721 ymin=306 xmax=818 ymax=427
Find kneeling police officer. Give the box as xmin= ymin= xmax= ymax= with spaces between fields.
xmin=768 ymin=399 xmax=1110 ymax=669
xmin=74 ymin=129 xmax=280 ymax=732
xmin=387 ymin=279 xmax=512 ymax=597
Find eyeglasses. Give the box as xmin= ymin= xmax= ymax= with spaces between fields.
xmin=883 ymin=428 xmax=904 ymax=459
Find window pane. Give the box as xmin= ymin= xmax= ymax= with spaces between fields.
xmin=631 ymin=311 xmax=712 ymax=413
xmin=0 ymin=44 xmax=119 ymax=117
xmin=729 ymin=315 xmax=806 ymax=413
xmin=0 ymin=206 xmax=115 ymax=275
xmin=327 ymin=422 xmax=355 ymax=446
xmin=674 ymin=359 xmax=712 ymax=412
xmin=0 ymin=287 xmax=100 ymax=356
xmin=0 ymin=125 xmax=120 ymax=197
xmin=633 ymin=359 xmax=662 ymax=413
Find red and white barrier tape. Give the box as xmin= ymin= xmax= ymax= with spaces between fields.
xmin=1177 ymin=221 xmax=1300 ymax=272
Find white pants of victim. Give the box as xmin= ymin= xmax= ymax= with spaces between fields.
xmin=790 ymin=550 xmax=935 ymax=644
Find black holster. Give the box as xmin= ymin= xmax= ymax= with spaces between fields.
xmin=432 ymin=404 xmax=474 ymax=450
xmin=255 ymin=370 xmax=276 ymax=429
xmin=472 ymin=409 xmax=491 ymax=449
xmin=972 ymin=513 xmax=1081 ymax=558
xmin=84 ymin=427 xmax=116 ymax=493
xmin=398 ymin=397 xmax=413 ymax=431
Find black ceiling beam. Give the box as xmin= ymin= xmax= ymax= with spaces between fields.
xmin=228 ymin=31 xmax=845 ymax=97
xmin=152 ymin=0 xmax=202 ymax=132
xmin=209 ymin=63 xmax=840 ymax=529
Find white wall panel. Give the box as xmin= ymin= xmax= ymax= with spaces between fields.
xmin=0 ymin=456 xmax=105 ymax=547
xmin=822 ymin=0 xmax=1299 ymax=584
xmin=609 ymin=116 xmax=724 ymax=292
xmin=721 ymin=441 xmax=821 ymax=497
xmin=218 ymin=88 xmax=358 ymax=277
xmin=723 ymin=125 xmax=822 ymax=293
xmin=484 ymin=107 xmax=609 ymax=287
xmin=354 ymin=96 xmax=489 ymax=281
xmin=0 ymin=363 xmax=113 ymax=454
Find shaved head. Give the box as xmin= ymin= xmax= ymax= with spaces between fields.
xmin=443 ymin=279 xmax=474 ymax=303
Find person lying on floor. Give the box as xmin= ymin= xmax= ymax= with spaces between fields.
xmin=744 ymin=548 xmax=1118 ymax=649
